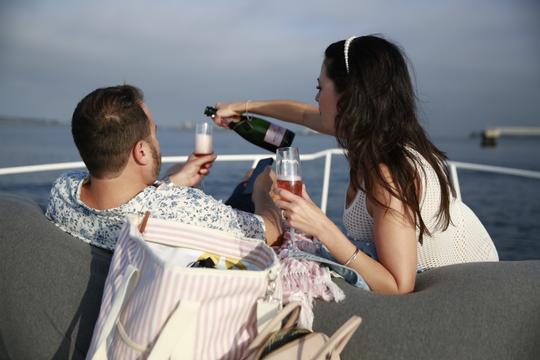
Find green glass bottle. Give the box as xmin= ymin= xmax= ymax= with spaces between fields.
xmin=204 ymin=106 xmax=295 ymax=153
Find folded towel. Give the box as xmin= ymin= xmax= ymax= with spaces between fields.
xmin=274 ymin=228 xmax=345 ymax=330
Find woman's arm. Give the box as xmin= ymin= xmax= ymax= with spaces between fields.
xmin=317 ymin=219 xmax=415 ymax=295
xmin=274 ymin=172 xmax=417 ymax=294
xmin=214 ymin=100 xmax=335 ymax=136
xmin=366 ymin=168 xmax=417 ymax=294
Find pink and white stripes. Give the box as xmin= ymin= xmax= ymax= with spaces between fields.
xmin=87 ymin=218 xmax=281 ymax=360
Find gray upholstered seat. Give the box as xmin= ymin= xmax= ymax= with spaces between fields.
xmin=314 ymin=262 xmax=540 ymax=359
xmin=0 ymin=194 xmax=111 ymax=359
xmin=0 ymin=193 xmax=539 ymax=359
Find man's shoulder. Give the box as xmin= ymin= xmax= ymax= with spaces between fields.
xmin=47 ymin=170 xmax=87 ymax=212
xmin=147 ymin=182 xmax=226 ymax=210
xmin=53 ymin=170 xmax=88 ymax=186
xmin=152 ymin=182 xmax=205 ymax=197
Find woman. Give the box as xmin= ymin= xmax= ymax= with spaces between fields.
xmin=213 ymin=35 xmax=498 ymax=294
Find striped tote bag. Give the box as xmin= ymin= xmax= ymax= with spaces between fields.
xmin=86 ymin=216 xmax=282 ymax=360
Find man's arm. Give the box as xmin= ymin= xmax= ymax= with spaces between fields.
xmin=166 ymin=153 xmax=217 ymax=187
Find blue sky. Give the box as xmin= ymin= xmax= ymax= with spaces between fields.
xmin=1 ymin=0 xmax=539 ymax=136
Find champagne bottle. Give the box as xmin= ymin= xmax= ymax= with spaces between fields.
xmin=204 ymin=106 xmax=295 ymax=153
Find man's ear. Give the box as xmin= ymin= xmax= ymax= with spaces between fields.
xmin=132 ymin=140 xmax=150 ymax=165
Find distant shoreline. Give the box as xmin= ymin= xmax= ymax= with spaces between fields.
xmin=7 ymin=116 xmax=530 ymax=140
xmin=0 ymin=117 xmax=326 ymax=135
xmin=0 ymin=116 xmax=68 ymax=127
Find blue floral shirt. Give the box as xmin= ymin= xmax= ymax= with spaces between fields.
xmin=45 ymin=170 xmax=265 ymax=251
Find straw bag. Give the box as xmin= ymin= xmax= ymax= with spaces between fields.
xmin=86 ymin=214 xmax=282 ymax=360
xmin=243 ymin=302 xmax=362 ymax=360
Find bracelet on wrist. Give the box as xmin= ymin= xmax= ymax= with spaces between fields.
xmin=343 ymin=247 xmax=360 ymax=266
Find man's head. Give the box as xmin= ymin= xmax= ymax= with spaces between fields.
xmin=72 ymin=85 xmax=161 ymax=180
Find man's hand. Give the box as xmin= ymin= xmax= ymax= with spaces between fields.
xmin=167 ymin=153 xmax=217 ymax=187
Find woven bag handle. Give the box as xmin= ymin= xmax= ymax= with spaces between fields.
xmin=312 ymin=315 xmax=362 ymax=360
xmin=243 ymin=302 xmax=301 ymax=359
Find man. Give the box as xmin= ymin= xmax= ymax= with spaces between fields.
xmin=46 ymin=84 xmax=281 ymax=250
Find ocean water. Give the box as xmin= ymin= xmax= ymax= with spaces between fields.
xmin=1 ymin=123 xmax=539 ymax=261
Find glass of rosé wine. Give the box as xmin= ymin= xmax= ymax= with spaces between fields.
xmin=276 ymin=147 xmax=303 ymax=196
xmin=276 ymin=147 xmax=305 ymax=238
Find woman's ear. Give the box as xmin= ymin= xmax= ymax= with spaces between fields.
xmin=132 ymin=140 xmax=150 ymax=165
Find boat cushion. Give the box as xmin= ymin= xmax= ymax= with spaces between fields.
xmin=314 ymin=261 xmax=540 ymax=359
xmin=0 ymin=193 xmax=112 ymax=360
xmin=0 ymin=193 xmax=539 ymax=359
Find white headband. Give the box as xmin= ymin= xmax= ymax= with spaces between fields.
xmin=344 ymin=36 xmax=358 ymax=74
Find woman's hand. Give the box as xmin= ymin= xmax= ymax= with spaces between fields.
xmin=212 ymin=101 xmax=245 ymax=128
xmin=273 ymin=185 xmax=332 ymax=239
xmin=167 ymin=153 xmax=217 ymax=187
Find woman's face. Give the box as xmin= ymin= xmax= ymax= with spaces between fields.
xmin=315 ymin=62 xmax=339 ymax=130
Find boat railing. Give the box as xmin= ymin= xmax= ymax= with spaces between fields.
xmin=1 ymin=148 xmax=540 ymax=213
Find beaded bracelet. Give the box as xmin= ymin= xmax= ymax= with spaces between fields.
xmin=344 ymin=248 xmax=360 ymax=266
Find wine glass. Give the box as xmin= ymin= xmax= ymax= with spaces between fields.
xmin=276 ymin=147 xmax=303 ymax=238
xmin=195 ymin=120 xmax=213 ymax=156
xmin=194 ymin=120 xmax=213 ymax=191
xmin=276 ymin=147 xmax=303 ymax=195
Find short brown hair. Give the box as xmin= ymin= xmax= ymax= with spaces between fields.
xmin=71 ymin=85 xmax=151 ymax=177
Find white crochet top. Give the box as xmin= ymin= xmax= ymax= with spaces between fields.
xmin=343 ymin=151 xmax=499 ymax=272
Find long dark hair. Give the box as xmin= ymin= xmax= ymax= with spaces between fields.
xmin=325 ymin=35 xmax=455 ymax=243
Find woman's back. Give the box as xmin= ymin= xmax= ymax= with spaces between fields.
xmin=344 ymin=150 xmax=499 ymax=271
xmin=414 ymin=150 xmax=499 ymax=270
